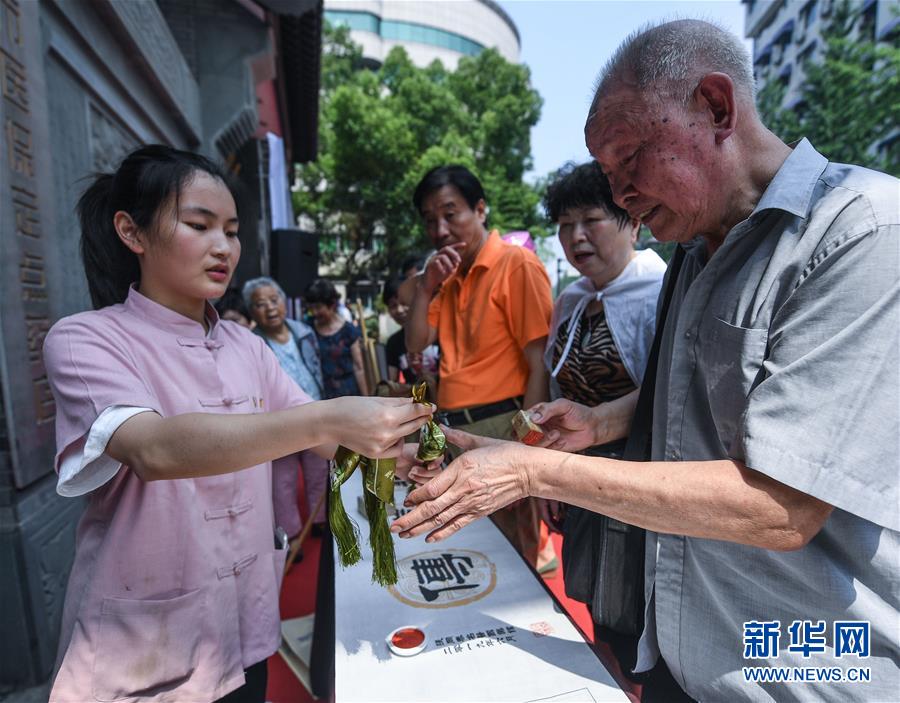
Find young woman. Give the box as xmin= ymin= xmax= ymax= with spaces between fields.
xmin=44 ymin=145 xmax=432 ymax=702
xmin=304 ymin=278 xmax=368 ymax=398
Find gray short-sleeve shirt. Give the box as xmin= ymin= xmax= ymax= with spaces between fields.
xmin=641 ymin=140 xmax=899 ymax=701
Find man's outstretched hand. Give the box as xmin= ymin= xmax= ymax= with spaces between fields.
xmin=390 ymin=435 xmax=529 ymax=543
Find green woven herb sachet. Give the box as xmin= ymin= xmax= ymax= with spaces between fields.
xmin=412 ymin=381 xmax=445 ymax=462
xmin=365 ymin=456 xmax=396 ymax=505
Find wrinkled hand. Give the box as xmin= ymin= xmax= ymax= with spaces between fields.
xmin=422 ymin=243 xmax=466 ymax=294
xmin=527 ymin=399 xmax=598 ymax=452
xmin=391 ymin=439 xmax=530 ymax=543
xmin=396 ymin=442 xmax=443 ymax=485
xmin=328 ymin=396 xmax=433 ymax=458
xmin=441 ymin=425 xmax=504 ymax=452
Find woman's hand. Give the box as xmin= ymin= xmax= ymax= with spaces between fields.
xmin=323 ymin=396 xmax=433 ymax=458
xmin=396 ymin=442 xmax=443 ymax=484
xmin=391 ymin=439 xmax=532 ymax=543
xmin=527 ymin=399 xmax=600 ymax=452
xmin=539 ymin=499 xmax=566 ymax=534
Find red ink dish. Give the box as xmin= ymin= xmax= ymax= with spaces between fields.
xmin=392 ymin=628 xmax=425 ymax=648
xmin=386 ymin=626 xmax=427 ymax=656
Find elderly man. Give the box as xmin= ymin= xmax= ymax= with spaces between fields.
xmin=393 ymin=20 xmax=899 ymax=702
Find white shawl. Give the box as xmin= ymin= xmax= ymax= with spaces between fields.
xmin=544 ymin=248 xmax=667 ymax=398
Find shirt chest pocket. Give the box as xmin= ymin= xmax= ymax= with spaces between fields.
xmin=92 ymin=589 xmax=206 ymax=701
xmin=697 ymin=317 xmax=768 ymax=451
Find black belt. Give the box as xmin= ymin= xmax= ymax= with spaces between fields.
xmin=439 ymin=397 xmax=522 ymax=427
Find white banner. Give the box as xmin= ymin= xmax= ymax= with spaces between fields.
xmin=334 ymin=477 xmax=629 ymax=702
xmin=266 ymin=131 xmax=292 ymax=230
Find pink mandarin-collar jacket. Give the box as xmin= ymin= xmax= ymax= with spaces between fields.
xmin=43 ymin=287 xmax=310 ymax=702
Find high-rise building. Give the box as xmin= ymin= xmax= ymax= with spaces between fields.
xmin=323 ymin=0 xmax=520 ymax=69
xmin=744 ymin=0 xmax=898 ymax=109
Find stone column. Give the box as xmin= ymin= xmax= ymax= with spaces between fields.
xmin=0 ymin=0 xmax=83 ymax=688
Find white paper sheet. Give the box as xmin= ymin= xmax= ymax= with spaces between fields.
xmin=334 ymin=477 xmax=629 ymax=702
xmin=279 ymin=614 xmax=316 ymax=697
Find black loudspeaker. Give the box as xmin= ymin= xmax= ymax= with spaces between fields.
xmin=271 ymin=229 xmax=319 ymax=297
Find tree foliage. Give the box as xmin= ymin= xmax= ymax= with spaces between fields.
xmin=294 ymin=25 xmax=546 ymax=282
xmin=757 ymin=0 xmax=899 ymax=175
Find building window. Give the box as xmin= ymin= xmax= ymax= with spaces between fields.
xmin=877 ymin=15 xmax=900 ymax=41
xmin=381 ymin=20 xmax=484 ymax=56
xmin=324 ymin=10 xmax=485 ymax=58
xmin=801 ymin=0 xmax=818 ymax=29
xmin=776 ymin=19 xmax=795 ymax=47
xmin=325 ymin=10 xmax=380 ymax=35
xmin=798 ymin=40 xmax=817 ymax=67
xmin=858 ymin=1 xmax=877 ymax=40
xmin=779 ymin=63 xmax=792 ymax=87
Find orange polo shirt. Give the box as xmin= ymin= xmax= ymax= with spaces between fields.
xmin=427 ymin=231 xmax=552 ymax=410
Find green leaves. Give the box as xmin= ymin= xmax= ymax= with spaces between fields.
xmin=294 ymin=24 xmax=546 ymax=282
xmin=757 ymin=0 xmax=899 ymax=176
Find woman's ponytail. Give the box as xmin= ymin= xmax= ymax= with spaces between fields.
xmin=78 ymin=173 xmax=139 ymax=310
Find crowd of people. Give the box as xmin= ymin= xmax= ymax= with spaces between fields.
xmin=41 ymin=18 xmax=896 ymax=703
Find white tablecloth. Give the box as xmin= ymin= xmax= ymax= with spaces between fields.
xmin=334 ymin=477 xmax=630 ymax=702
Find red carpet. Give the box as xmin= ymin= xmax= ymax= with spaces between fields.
xmin=266 ymin=472 xmax=618 ymax=702
xmin=266 ymin=465 xmax=320 ymax=703
xmin=540 ymin=533 xmax=594 ymax=641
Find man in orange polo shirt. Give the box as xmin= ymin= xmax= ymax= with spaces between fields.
xmin=406 ymin=164 xmax=553 ymax=567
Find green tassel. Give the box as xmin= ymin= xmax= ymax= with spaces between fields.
xmin=328 ymin=446 xmax=362 ymax=567
xmin=361 ymin=460 xmax=398 ymax=585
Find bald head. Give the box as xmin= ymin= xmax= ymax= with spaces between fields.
xmin=586 ymin=19 xmax=755 ymax=133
